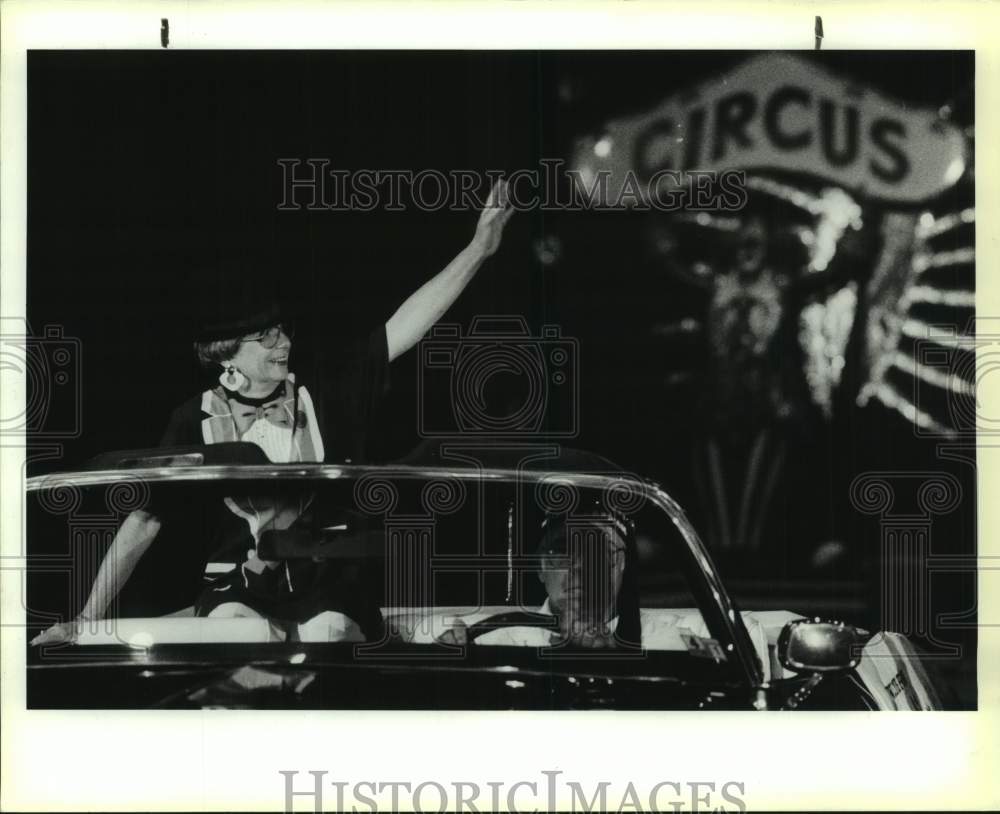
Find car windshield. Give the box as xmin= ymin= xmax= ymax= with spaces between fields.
xmin=27 ymin=458 xmax=767 ymax=697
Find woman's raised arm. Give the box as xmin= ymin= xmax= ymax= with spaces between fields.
xmin=385 ymin=179 xmax=514 ymax=362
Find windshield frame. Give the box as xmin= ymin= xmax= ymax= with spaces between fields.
xmin=27 ymin=463 xmax=765 ymax=687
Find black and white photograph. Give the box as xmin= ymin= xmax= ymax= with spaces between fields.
xmin=2 ymin=2 xmax=998 ymax=812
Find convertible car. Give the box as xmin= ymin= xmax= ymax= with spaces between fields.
xmin=26 ymin=443 xmax=943 ymax=710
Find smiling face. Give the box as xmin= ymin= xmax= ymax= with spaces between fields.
xmin=227 ymin=325 xmax=292 ymax=394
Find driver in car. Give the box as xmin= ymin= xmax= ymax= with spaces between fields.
xmin=436 ymin=510 xmax=771 ymax=674
xmin=439 ymin=512 xmax=642 ymax=649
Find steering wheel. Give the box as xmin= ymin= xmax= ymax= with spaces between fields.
xmin=464 ymin=611 xmax=561 ymax=643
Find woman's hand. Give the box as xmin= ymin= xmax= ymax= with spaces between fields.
xmin=471 ymin=179 xmax=515 ymax=258
xmin=385 ymin=177 xmax=517 ymax=362
xmin=30 ymin=618 xmax=84 ymax=647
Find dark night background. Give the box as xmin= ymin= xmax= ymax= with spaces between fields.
xmin=26 ymin=51 xmax=977 ymax=704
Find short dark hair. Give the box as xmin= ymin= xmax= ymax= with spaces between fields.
xmin=193 ymin=337 xmax=242 ymax=369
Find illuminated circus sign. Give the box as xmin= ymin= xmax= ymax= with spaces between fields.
xmin=571 ymin=53 xmax=967 ymax=204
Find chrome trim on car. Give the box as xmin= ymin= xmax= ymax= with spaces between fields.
xmin=26 ymin=463 xmax=765 ymax=687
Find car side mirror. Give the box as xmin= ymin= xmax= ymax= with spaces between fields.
xmin=777 ymin=618 xmax=865 ymax=674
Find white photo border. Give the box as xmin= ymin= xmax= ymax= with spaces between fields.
xmin=2 ymin=1 xmax=998 ymax=811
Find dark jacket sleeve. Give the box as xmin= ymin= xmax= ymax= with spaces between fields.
xmin=142 ymin=396 xmax=205 ymax=523
xmin=340 ymin=323 xmax=392 ymax=417
xmin=158 ymin=396 xmax=205 ymax=448
xmin=317 ymin=324 xmax=391 ymax=463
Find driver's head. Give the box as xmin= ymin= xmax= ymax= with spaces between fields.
xmin=537 ymin=514 xmax=627 ymax=624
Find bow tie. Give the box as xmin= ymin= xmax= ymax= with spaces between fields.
xmin=226 ymin=383 xmax=293 ymax=435
xmin=231 ymin=400 xmax=291 ymax=432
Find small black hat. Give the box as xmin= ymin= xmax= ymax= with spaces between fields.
xmin=191 ymin=257 xmax=288 ymax=342
xmin=196 ymin=300 xmax=284 ymax=342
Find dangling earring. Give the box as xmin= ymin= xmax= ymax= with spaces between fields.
xmin=219 ymin=363 xmax=247 ymax=392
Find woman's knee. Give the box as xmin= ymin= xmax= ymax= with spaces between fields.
xmin=297 ymin=610 xmax=365 ymax=642
xmin=207 ymin=601 xmax=262 ymax=618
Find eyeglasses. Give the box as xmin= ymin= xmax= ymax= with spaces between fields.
xmin=241 ymin=323 xmax=293 ymax=349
